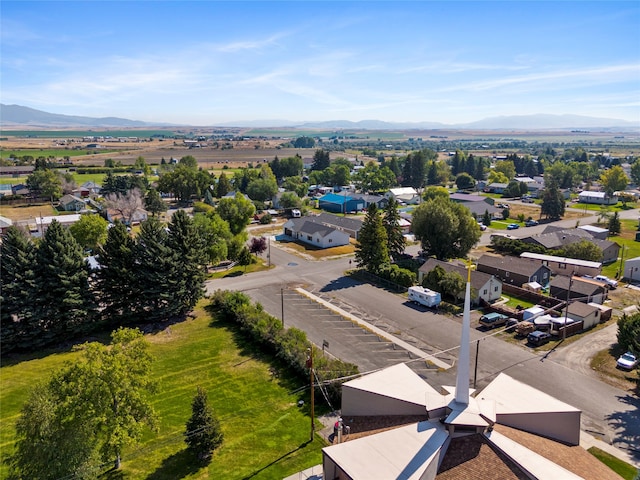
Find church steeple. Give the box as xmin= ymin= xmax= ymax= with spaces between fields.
xmin=454 ymin=263 xmax=472 ymax=405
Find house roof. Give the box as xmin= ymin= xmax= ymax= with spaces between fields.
xmin=389 ymin=187 xmax=417 ymax=196
xmin=353 ymin=193 xmax=385 ymax=203
xmin=59 ymin=194 xmax=85 ymax=205
xmin=477 ymin=254 xmax=548 ymax=278
xmin=315 ymin=212 xmax=363 ymax=232
xmin=520 ymin=252 xmax=602 ymax=269
xmin=0 ymin=215 xmax=13 ymax=228
xmin=550 ymin=275 xmax=605 ymax=296
xmin=319 ymin=192 xmax=352 ymax=204
xmin=449 ymin=193 xmax=489 ymax=203
xmin=564 ymin=301 xmax=600 ymax=318
xmin=285 ymin=218 xmax=340 ymax=238
xmin=419 ymin=258 xmax=496 ymax=292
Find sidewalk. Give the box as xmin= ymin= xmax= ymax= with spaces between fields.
xmin=580 ymin=431 xmax=640 ymax=468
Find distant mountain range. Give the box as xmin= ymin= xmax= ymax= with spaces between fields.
xmin=1 ymin=103 xmax=638 ymax=131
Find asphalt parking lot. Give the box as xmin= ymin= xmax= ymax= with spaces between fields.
xmin=242 ymin=284 xmax=444 ymax=379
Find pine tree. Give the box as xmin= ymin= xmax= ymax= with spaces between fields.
xmin=383 ymin=198 xmax=406 ymax=261
xmin=540 ymin=178 xmax=565 ymax=220
xmin=167 ymin=210 xmax=207 ymax=315
xmin=185 ymin=387 xmax=223 ymax=463
xmin=355 ymin=204 xmax=388 ymax=273
xmin=216 ymin=172 xmax=231 ymax=198
xmin=311 ymin=149 xmax=330 ymax=171
xmin=95 ymin=221 xmax=139 ymax=326
xmin=32 ymin=220 xmax=95 ymax=346
xmin=608 ymin=211 xmax=621 ymax=236
xmin=134 ymin=217 xmax=176 ymax=321
xmin=0 ymin=226 xmax=36 ymax=352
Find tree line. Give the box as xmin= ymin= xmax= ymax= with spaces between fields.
xmin=0 ymin=209 xmax=227 ymax=354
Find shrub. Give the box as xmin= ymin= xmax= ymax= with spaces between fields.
xmin=259 ymin=213 xmax=272 ymax=224
xmin=208 ymin=290 xmax=358 ymax=404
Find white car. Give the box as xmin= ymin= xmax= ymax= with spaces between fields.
xmin=616 ymin=352 xmax=638 ymax=370
xmin=595 ymin=275 xmax=618 ymax=289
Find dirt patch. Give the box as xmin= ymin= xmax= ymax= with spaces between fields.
xmin=591 ymin=347 xmax=639 ymax=393
xmin=0 ymin=203 xmax=58 ymax=221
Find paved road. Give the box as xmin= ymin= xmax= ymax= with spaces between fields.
xmin=207 ymin=209 xmax=640 ymax=464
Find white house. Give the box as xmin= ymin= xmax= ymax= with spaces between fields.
xmin=578 ymin=191 xmax=618 ymax=205
xmin=282 ymin=218 xmax=350 ymax=249
xmin=385 ymin=187 xmax=420 ymax=204
xmin=624 ymin=256 xmax=640 ymax=281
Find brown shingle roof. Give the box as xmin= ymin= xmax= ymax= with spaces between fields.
xmin=436 ymin=434 xmax=529 ymax=480
xmin=495 ymin=424 xmax=624 ymax=480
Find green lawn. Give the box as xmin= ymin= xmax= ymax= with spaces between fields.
xmin=588 ymin=447 xmax=638 ymax=480
xmin=0 ymin=303 xmax=324 ymax=479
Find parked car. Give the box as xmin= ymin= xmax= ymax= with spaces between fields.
xmin=479 ymin=312 xmax=508 ymax=329
xmin=505 ymin=318 xmax=520 ymax=333
xmin=616 ymin=352 xmax=638 ymax=370
xmin=477 ymin=222 xmax=487 ymax=231
xmin=522 ymin=198 xmax=534 ymax=203
xmin=524 ymin=219 xmax=539 ymax=227
xmin=507 ymin=223 xmax=520 ymax=230
xmin=527 ymin=330 xmax=551 ymax=346
xmin=594 ymin=275 xmax=618 ymax=289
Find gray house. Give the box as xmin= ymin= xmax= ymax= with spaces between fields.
xmin=549 ymin=275 xmax=607 ymax=304
xmin=418 ymin=258 xmax=502 ymax=305
xmin=476 ymin=254 xmax=551 ymax=287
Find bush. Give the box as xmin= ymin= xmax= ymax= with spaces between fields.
xmin=259 ymin=213 xmax=272 ymax=224
xmin=377 ymin=264 xmax=416 ymax=288
xmin=192 ymin=201 xmax=215 ymax=214
xmin=208 ymin=290 xmax=358 ymax=405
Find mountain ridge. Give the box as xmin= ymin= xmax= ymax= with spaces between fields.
xmin=1 ymin=104 xmax=637 ymax=130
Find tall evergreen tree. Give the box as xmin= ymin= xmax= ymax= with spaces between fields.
xmin=95 ymin=221 xmax=138 ymax=326
xmin=311 ymin=149 xmax=330 ymax=171
xmin=540 ymin=178 xmax=565 ymax=220
xmin=383 ymin=198 xmax=406 ymax=261
xmin=167 ymin=210 xmax=208 ymax=315
xmin=0 ymin=226 xmax=36 ymax=353
xmin=145 ymin=188 xmax=168 ymax=216
xmin=134 ymin=217 xmax=176 ymax=321
xmin=355 ymin=204 xmax=388 ymax=272
xmin=32 ymin=220 xmax=95 ymax=346
xmin=185 ymin=387 xmax=224 ymax=463
xmin=608 ymin=211 xmax=621 ymax=236
xmin=216 ymin=172 xmax=231 ymax=198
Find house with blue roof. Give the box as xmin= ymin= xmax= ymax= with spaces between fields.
xmin=318 ymin=193 xmax=364 ymax=214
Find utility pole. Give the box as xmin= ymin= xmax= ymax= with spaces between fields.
xmin=563 ymin=274 xmax=574 ymax=341
xmin=473 ymin=339 xmax=480 ymax=389
xmin=281 ymin=287 xmax=284 ymax=328
xmin=268 ymin=235 xmax=271 ymax=267
xmin=307 ymin=348 xmax=315 ymax=442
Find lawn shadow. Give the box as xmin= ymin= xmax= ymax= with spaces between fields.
xmin=241 ymin=440 xmax=313 ymax=480
xmin=145 ymin=448 xmax=203 ymax=480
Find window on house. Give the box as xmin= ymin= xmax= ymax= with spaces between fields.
xmin=532 ymin=275 xmax=537 ymax=282
xmin=559 ymin=264 xmax=567 ymax=269
xmin=494 ymin=286 xmax=498 ymax=292
xmin=543 ymin=272 xmax=548 ymax=279
xmin=307 ymin=235 xmax=312 ymax=241
xmin=483 ymin=289 xmax=487 ymax=295
xmin=329 ymin=239 xmax=332 ymax=243
xmin=505 ymin=272 xmax=509 ymax=277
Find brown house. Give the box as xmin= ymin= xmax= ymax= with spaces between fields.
xmin=477 ymin=254 xmax=551 ymax=287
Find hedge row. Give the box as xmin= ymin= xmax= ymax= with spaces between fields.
xmin=208 ymin=290 xmax=359 ymax=405
xmin=377 ymin=263 xmax=416 ymax=288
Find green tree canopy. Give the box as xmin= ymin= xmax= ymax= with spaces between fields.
xmin=311 ymin=149 xmax=330 ymax=171
xmin=69 ymin=214 xmax=108 ymax=251
xmin=217 ymin=192 xmax=256 ymax=235
xmin=145 ymin=188 xmax=168 ymax=216
xmin=411 ymin=197 xmax=481 ymax=260
xmin=216 ymin=171 xmax=232 ymax=198
xmin=26 ymin=169 xmax=62 ymax=201
xmin=599 ymin=165 xmax=629 ymax=197
xmin=193 ymin=212 xmax=232 ymax=264
xmin=455 ymin=172 xmax=475 ymax=191
xmin=355 ymin=203 xmax=388 ymax=272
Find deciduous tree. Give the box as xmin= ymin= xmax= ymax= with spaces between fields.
xmin=104 ymin=188 xmax=144 ymax=225
xmin=217 ymin=192 xmax=256 ymax=235
xmin=411 ymin=197 xmax=480 ymax=260
xmin=540 ymin=178 xmax=565 ymax=220
xmin=600 ymin=165 xmax=629 ymax=197
xmin=69 ymin=214 xmax=108 ymax=251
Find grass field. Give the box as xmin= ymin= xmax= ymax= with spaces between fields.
xmin=0 ymin=148 xmax=121 ymax=159
xmin=0 ymin=302 xmax=325 ymax=479
xmin=587 ymin=447 xmax=638 ymax=480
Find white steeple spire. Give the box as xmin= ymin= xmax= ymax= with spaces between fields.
xmin=455 ymin=263 xmax=472 ymax=405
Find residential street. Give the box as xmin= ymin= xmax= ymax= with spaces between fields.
xmin=206 ymin=207 xmax=640 ymax=465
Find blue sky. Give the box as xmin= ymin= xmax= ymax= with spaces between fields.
xmin=1 ymin=1 xmax=639 ymax=125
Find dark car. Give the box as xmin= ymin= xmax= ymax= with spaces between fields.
xmin=505 ymin=317 xmax=519 ymax=333
xmin=524 ymin=219 xmax=538 ymax=227
xmin=527 ymin=330 xmax=551 ymax=346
